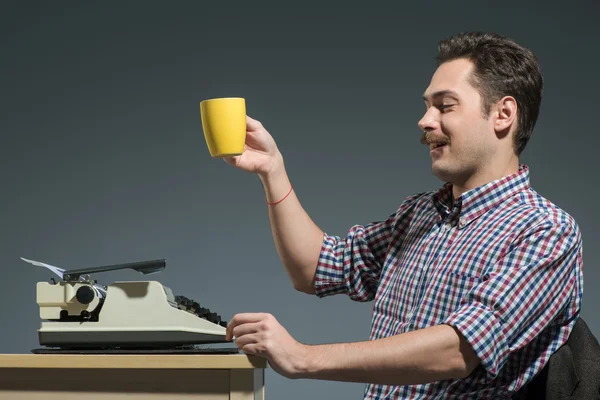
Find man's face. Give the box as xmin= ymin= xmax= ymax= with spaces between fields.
xmin=419 ymin=58 xmax=497 ymax=185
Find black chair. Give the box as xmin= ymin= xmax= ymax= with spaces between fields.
xmin=516 ymin=318 xmax=600 ymax=399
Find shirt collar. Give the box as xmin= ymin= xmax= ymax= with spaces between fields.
xmin=432 ymin=164 xmax=531 ymax=229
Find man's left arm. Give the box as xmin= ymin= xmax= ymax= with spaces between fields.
xmin=226 ymin=313 xmax=480 ymax=385
xmin=227 ymin=216 xmax=583 ymax=385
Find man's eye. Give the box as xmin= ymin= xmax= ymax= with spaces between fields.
xmin=439 ymin=104 xmax=454 ymax=112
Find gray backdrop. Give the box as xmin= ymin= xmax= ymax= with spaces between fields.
xmin=1 ymin=1 xmax=598 ymax=398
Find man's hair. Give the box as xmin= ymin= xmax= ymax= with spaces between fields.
xmin=436 ymin=31 xmax=543 ymax=155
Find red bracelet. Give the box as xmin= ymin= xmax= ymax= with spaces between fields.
xmin=266 ymin=185 xmax=293 ymax=206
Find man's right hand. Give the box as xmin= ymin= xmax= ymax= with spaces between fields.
xmin=223 ymin=115 xmax=283 ymax=179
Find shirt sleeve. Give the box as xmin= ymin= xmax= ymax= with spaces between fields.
xmin=314 ymin=193 xmax=424 ymax=301
xmin=443 ymin=215 xmax=583 ymax=381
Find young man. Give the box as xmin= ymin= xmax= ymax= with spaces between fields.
xmin=222 ymin=31 xmax=584 ymax=398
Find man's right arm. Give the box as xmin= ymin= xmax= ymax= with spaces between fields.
xmin=223 ymin=115 xmax=399 ymax=297
xmin=259 ymin=153 xmax=324 ymax=294
xmin=258 ymin=151 xmax=408 ymax=300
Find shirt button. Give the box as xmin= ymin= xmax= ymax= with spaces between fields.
xmin=445 ymin=223 xmax=452 ymax=230
xmin=459 ymin=218 xmax=466 ymax=226
xmin=406 ymin=311 xmax=413 ymax=319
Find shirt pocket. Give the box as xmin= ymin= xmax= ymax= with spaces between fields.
xmin=414 ymin=269 xmax=481 ymax=327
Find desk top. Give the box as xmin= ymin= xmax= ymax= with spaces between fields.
xmin=0 ymin=354 xmax=267 ymax=369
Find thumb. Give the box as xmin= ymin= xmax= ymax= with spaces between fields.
xmin=223 ymin=155 xmax=240 ymax=166
xmin=246 ymin=115 xmax=264 ymax=131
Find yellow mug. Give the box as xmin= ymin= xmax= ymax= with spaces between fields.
xmin=200 ymin=97 xmax=246 ymax=157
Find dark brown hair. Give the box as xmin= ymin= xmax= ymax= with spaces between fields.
xmin=437 ymin=32 xmax=543 ymax=155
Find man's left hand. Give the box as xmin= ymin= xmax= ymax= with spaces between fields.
xmin=225 ymin=312 xmax=309 ymax=378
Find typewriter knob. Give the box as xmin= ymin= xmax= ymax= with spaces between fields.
xmin=76 ymin=285 xmax=95 ymax=305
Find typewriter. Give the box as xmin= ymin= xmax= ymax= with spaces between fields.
xmin=33 ymin=259 xmax=235 ymax=353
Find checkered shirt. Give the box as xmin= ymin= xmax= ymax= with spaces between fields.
xmin=315 ymin=164 xmax=584 ymax=399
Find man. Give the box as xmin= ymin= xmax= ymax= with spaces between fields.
xmin=222 ymin=31 xmax=584 ymax=398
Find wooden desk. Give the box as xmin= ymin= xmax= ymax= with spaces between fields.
xmin=0 ymin=354 xmax=267 ymax=399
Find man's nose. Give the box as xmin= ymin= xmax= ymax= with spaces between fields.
xmin=418 ymin=108 xmax=439 ymax=132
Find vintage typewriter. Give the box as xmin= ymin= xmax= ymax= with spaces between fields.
xmin=32 ymin=259 xmax=237 ymax=354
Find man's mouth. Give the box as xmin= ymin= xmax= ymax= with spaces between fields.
xmin=421 ymin=132 xmax=449 ymax=151
xmin=429 ymin=142 xmax=448 ymax=151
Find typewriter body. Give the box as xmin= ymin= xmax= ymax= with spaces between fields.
xmin=35 ymin=259 xmax=229 ymax=350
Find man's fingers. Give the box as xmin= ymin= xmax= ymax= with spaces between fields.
xmin=230 ymin=313 xmax=270 ymax=325
xmin=231 ymin=321 xmax=262 ymax=339
xmin=222 ymin=156 xmax=239 ymax=166
xmin=226 ymin=313 xmax=270 ymax=340
xmin=239 ymin=343 xmax=259 ymax=356
xmin=234 ymin=333 xmax=259 ymax=348
xmin=246 ymin=115 xmax=263 ymax=131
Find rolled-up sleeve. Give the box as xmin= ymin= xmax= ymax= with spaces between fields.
xmin=314 ymin=194 xmax=423 ymax=301
xmin=443 ymin=216 xmax=583 ymax=381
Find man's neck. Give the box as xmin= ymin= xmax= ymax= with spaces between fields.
xmin=451 ymin=158 xmax=519 ymax=199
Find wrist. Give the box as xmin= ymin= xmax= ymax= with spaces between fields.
xmin=293 ymin=343 xmax=317 ymax=379
xmin=258 ymin=154 xmax=292 ymax=205
xmin=258 ymin=152 xmax=285 ymax=183
xmin=266 ymin=184 xmax=293 ymax=206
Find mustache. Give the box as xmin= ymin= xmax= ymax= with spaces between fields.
xmin=420 ymin=131 xmax=449 ymax=145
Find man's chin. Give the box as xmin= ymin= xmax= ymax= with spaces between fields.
xmin=431 ymin=162 xmax=455 ymax=183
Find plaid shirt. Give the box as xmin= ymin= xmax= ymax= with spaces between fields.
xmin=315 ymin=164 xmax=583 ymax=399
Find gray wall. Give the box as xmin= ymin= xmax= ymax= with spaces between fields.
xmin=1 ymin=1 xmax=598 ymax=398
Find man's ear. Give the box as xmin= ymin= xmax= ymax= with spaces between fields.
xmin=493 ymin=96 xmax=518 ymax=138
